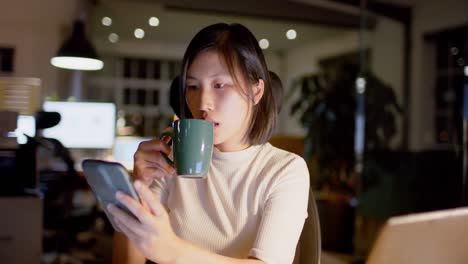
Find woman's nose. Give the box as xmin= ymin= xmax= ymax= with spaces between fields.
xmin=199 ymin=88 xmax=214 ymax=112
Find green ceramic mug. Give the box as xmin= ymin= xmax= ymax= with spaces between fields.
xmin=160 ymin=119 xmax=214 ymax=178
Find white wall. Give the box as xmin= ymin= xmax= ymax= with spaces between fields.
xmin=264 ymin=51 xmax=282 ymax=77
xmin=0 ymin=0 xmax=80 ymax=98
xmin=369 ymin=17 xmax=405 ymax=149
xmin=370 ymin=18 xmax=404 ymax=106
xmin=280 ymin=31 xmax=361 ymax=136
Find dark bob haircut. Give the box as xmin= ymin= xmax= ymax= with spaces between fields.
xmin=180 ymin=23 xmax=278 ymax=145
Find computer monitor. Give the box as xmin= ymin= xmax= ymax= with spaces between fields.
xmin=42 ymin=101 xmax=116 ymax=149
xmin=11 ymin=115 xmax=36 ymax=144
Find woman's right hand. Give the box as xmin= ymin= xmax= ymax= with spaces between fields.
xmin=133 ymin=131 xmax=176 ymax=186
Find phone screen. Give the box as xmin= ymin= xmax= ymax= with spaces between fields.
xmin=82 ymin=159 xmax=140 ymax=231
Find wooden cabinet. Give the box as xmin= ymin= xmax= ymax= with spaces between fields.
xmin=0 ymin=197 xmax=42 ymax=264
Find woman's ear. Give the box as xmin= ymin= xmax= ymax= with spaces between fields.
xmin=253 ymin=79 xmax=265 ymax=105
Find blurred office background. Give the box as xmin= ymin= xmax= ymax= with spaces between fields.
xmin=0 ymin=0 xmax=467 ymax=263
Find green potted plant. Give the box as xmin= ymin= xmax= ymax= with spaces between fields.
xmin=289 ymin=62 xmax=403 ymax=252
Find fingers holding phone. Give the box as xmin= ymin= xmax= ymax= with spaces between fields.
xmin=81 ymin=159 xmax=141 ymax=232
xmin=108 ymin=181 xmax=180 ymax=262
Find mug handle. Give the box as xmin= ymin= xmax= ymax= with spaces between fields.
xmin=159 ymin=131 xmax=174 ymax=166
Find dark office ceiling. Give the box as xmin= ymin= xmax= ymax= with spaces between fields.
xmin=140 ymin=0 xmax=366 ymax=28
xmin=89 ymin=0 xmax=417 ymax=52
xmin=91 ymin=0 xmax=378 ymax=51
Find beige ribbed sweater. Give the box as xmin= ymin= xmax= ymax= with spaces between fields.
xmin=150 ymin=143 xmax=310 ymax=264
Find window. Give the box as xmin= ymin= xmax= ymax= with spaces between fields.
xmin=427 ymin=25 xmax=467 ymax=145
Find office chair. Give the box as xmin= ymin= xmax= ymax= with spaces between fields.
xmin=28 ymin=111 xmax=96 ymax=255
xmin=294 ymin=190 xmax=322 ymax=264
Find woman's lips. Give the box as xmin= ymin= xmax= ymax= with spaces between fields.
xmin=204 ymin=118 xmax=219 ymax=127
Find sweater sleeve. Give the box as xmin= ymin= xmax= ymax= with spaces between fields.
xmin=149 ymin=150 xmax=174 ymax=207
xmin=149 ymin=176 xmax=170 ymax=207
xmin=249 ymin=156 xmax=310 ymax=264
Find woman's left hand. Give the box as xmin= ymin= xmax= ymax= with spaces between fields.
xmin=107 ymin=180 xmax=181 ymax=263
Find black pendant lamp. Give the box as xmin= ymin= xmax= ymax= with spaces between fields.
xmin=51 ymin=20 xmax=103 ymax=71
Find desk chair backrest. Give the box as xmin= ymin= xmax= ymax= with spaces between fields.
xmin=294 ymin=190 xmax=322 ymax=264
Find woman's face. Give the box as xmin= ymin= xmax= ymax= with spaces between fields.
xmin=185 ymin=50 xmax=253 ymax=152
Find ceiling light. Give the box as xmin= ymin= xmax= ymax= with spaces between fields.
xmin=109 ymin=33 xmax=119 ymax=43
xmin=102 ymin=17 xmax=112 ymax=26
xmin=286 ymin=29 xmax=297 ymax=40
xmin=149 ymin=17 xmax=160 ymax=27
xmin=50 ymin=20 xmax=103 ymax=71
xmin=51 ymin=57 xmax=103 ymax=71
xmin=259 ymin=39 xmax=269 ymax=50
xmin=465 ymin=66 xmax=468 ymax=76
xmin=134 ymin=28 xmax=145 ymax=39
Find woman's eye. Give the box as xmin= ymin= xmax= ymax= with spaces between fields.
xmin=214 ymin=83 xmax=225 ymax=89
xmin=187 ymin=85 xmax=198 ymax=90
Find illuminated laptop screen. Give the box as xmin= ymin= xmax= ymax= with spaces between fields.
xmin=42 ymin=101 xmax=116 ymax=149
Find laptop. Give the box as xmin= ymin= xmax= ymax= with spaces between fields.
xmin=366 ymin=207 xmax=468 ymax=264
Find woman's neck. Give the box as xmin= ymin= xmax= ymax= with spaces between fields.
xmin=214 ymin=141 xmax=251 ymax=152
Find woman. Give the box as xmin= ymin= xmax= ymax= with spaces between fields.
xmin=109 ymin=23 xmax=310 ymax=264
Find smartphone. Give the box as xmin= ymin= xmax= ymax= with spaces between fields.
xmin=81 ymin=159 xmax=141 ymax=232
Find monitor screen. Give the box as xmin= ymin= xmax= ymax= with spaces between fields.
xmin=7 ymin=115 xmax=36 ymax=144
xmin=112 ymin=137 xmax=151 ymax=170
xmin=42 ymin=101 xmax=116 ymax=149
xmin=15 ymin=115 xmax=36 ymax=144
